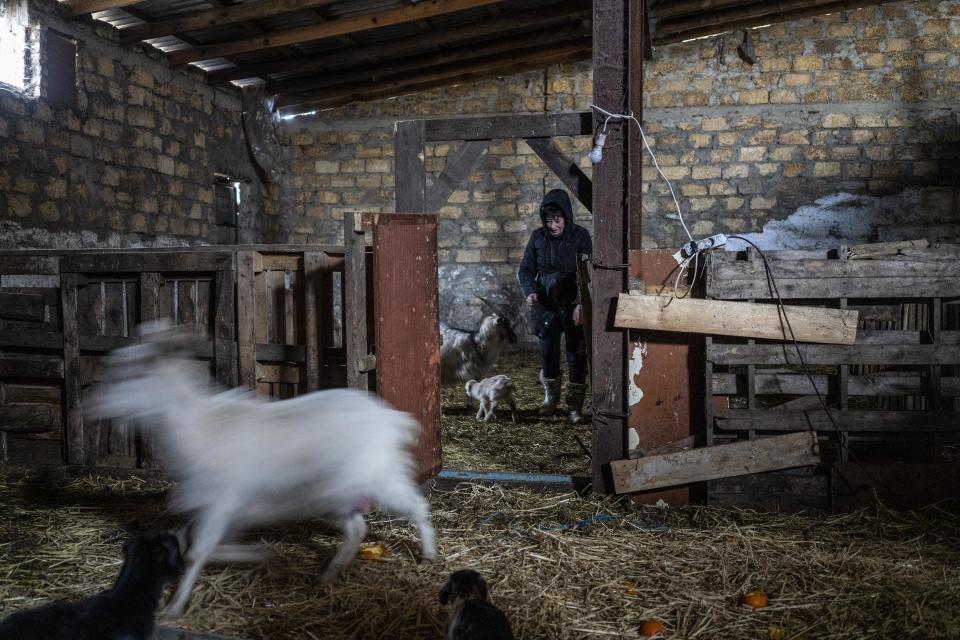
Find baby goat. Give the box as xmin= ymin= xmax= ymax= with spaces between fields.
xmin=440 ymin=295 xmax=517 ymax=386
xmin=464 ymin=375 xmax=517 ymax=423
xmin=0 ymin=530 xmax=183 ymax=640
xmin=93 ymin=321 xmax=437 ymax=617
xmin=439 ymin=569 xmax=514 ymax=640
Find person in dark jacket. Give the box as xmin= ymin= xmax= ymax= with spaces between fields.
xmin=516 ymin=188 xmax=592 ymax=424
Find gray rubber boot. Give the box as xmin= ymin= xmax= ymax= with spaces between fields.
xmin=538 ymin=370 xmax=562 ymax=417
xmin=566 ymin=382 xmax=587 ymax=425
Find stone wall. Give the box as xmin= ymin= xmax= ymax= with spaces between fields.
xmin=0 ymin=0 xmax=270 ymax=249
xmin=280 ymin=0 xmax=959 ymax=339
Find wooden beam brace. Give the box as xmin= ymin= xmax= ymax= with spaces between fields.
xmin=524 ymin=138 xmax=592 ymax=213
xmin=425 ymin=140 xmax=489 ymax=212
xmin=611 ymin=431 xmax=821 ymax=493
xmin=120 ymin=0 xmax=340 ymax=43
xmin=425 ymin=112 xmax=592 ymax=142
xmin=614 ymin=294 xmax=859 ymax=344
xmin=168 ymin=0 xmax=509 ymax=65
xmin=207 ymin=2 xmax=591 ymax=83
xmin=276 ymin=41 xmax=591 ymax=109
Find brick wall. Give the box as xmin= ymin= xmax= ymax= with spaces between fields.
xmin=281 ymin=1 xmax=959 ymax=337
xmin=0 ymin=0 xmax=270 ymax=249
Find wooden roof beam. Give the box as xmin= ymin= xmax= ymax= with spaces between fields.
xmin=168 ymin=0 xmax=509 ymax=65
xmin=268 ymin=24 xmax=589 ymax=95
xmin=65 ymin=0 xmax=141 ymax=16
xmin=119 ymin=0 xmax=340 ymax=43
xmin=278 ymin=41 xmax=591 ymax=111
xmin=205 ymin=1 xmax=590 ymax=84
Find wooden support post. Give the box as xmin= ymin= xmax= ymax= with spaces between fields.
xmin=138 ymin=272 xmax=163 ymax=469
xmin=303 ymin=251 xmax=328 ymax=392
xmin=214 ymin=270 xmax=238 ymax=388
xmin=61 ymin=273 xmax=84 ymax=466
xmin=628 ymin=0 xmax=645 ymax=249
xmin=344 ymin=213 xmax=368 ymax=391
xmin=395 ymin=120 xmax=426 ymax=213
xmin=590 ymin=0 xmax=630 ymax=494
xmin=237 ymin=251 xmax=257 ymax=390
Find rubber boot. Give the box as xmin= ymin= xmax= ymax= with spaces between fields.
xmin=566 ymin=382 xmax=587 ymax=425
xmin=538 ymin=370 xmax=562 ymax=417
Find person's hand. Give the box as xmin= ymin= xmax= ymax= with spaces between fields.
xmin=572 ymin=304 xmax=583 ymax=326
xmin=526 ymin=293 xmax=538 ymax=306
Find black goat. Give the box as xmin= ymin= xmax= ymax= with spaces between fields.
xmin=439 ymin=569 xmax=514 ymax=640
xmin=0 ymin=530 xmax=184 ymax=640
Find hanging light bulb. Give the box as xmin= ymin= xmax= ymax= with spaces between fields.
xmin=588 ymin=132 xmax=607 ymax=164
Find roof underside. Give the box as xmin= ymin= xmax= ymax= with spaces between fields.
xmin=60 ymin=0 xmax=901 ymax=114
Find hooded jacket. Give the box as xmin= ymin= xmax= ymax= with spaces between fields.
xmin=516 ymin=189 xmax=593 ymax=311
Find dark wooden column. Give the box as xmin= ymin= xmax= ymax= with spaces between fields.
xmin=590 ymin=0 xmax=630 ymax=494
xmin=394 ymin=120 xmax=426 ymax=213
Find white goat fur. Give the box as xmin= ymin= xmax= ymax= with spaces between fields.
xmin=440 ymin=314 xmax=511 ymax=385
xmin=94 ymin=322 xmax=436 ymax=617
xmin=464 ymin=374 xmax=517 ymax=423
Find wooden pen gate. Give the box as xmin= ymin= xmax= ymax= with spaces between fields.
xmin=0 ymin=244 xmax=372 ymax=472
xmin=705 ymin=245 xmax=960 ymax=510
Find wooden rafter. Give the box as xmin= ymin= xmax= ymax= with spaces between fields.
xmin=168 ymin=0 xmax=509 ymax=65
xmin=119 ymin=0 xmax=340 ymax=43
xmin=269 ymin=24 xmax=590 ymax=95
xmin=206 ymin=2 xmax=589 ymax=84
xmin=64 ymin=0 xmax=140 ymax=16
xmin=278 ymin=43 xmax=591 ymax=111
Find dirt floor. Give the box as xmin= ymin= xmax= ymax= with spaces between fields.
xmin=1 ymin=474 xmax=959 ymax=640
xmin=441 ymin=349 xmax=592 ymax=476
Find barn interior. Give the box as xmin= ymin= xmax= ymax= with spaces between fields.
xmin=1 ymin=0 xmax=959 ymax=638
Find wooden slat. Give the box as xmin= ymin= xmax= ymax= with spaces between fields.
xmin=59 ymin=251 xmax=234 ymax=273
xmin=395 ymin=120 xmax=427 ymax=213
xmin=424 ymin=111 xmax=592 ymax=142
xmin=712 ymin=372 xmax=960 ymax=397
xmin=303 ymin=251 xmax=327 ymax=391
xmin=255 ymin=343 xmax=306 ymax=363
xmin=0 ymin=405 xmax=53 ymax=433
xmin=256 ymin=363 xmax=302 ymax=384
xmin=711 ymin=255 xmax=960 ymax=280
xmin=0 ymin=292 xmax=45 ymax=321
xmin=237 ymin=252 xmax=257 ymax=390
xmin=0 ymin=255 xmax=60 ymax=275
xmin=716 ymin=409 xmax=958 ymax=432
xmin=137 ymin=272 xmax=163 ymax=469
xmin=168 ymin=0 xmax=509 ymax=65
xmin=207 ymin=3 xmax=590 ymax=83
xmin=214 ymin=270 xmax=237 ymax=389
xmin=615 ymin=294 xmax=859 ymax=344
xmin=120 ymin=0 xmax=341 ymax=43
xmin=847 ymin=239 xmax=930 ymax=260
xmin=709 ymin=275 xmax=960 ymax=299
xmin=344 ymin=213 xmax=368 ymax=391
xmin=627 ymin=0 xmax=644 ymax=248
xmin=708 ymin=343 xmax=959 ymax=366
xmin=612 ymin=431 xmax=821 ymax=493
xmin=63 ymin=0 xmax=139 ymax=15
xmin=524 ymin=137 xmax=592 ymax=212
xmin=0 ymin=356 xmax=64 ymax=379
xmin=60 ymin=273 xmax=84 ymax=466
xmin=425 ymin=140 xmax=489 ymax=212
xmin=590 ymin=0 xmax=628 ymax=494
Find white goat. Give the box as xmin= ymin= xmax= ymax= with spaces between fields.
xmin=440 ymin=296 xmax=516 ymax=385
xmin=93 ymin=321 xmax=436 ymax=617
xmin=465 ymin=375 xmax=517 ymax=423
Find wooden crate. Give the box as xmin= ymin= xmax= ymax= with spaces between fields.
xmin=704 ymin=245 xmax=960 ymax=511
xmin=0 ymin=245 xmax=368 ymax=472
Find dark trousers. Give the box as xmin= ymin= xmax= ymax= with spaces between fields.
xmin=539 ymin=313 xmax=587 ymax=384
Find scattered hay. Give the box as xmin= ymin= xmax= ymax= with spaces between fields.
xmin=2 ymin=474 xmax=959 ymax=639
xmin=442 ymin=349 xmax=592 ymax=475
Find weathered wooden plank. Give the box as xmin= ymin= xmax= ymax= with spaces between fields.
xmin=627 ymin=0 xmax=645 ymax=249
xmin=0 ymin=255 xmax=60 ymax=275
xmin=590 ymin=0 xmax=629 ymax=494
xmin=255 ymin=343 xmax=306 ymax=363
xmin=0 ymin=292 xmax=45 ymax=321
xmin=395 ymin=120 xmax=426 ymax=213
xmin=425 ymin=140 xmax=489 ymax=212
xmin=708 ymin=343 xmax=959 ymax=366
xmin=423 ymin=112 xmax=593 ymax=141
xmin=103 ymin=281 xmax=126 ymax=337
xmin=712 ymin=372 xmax=960 ymax=396
xmin=303 ymin=251 xmax=326 ymax=391
xmin=60 ymin=273 xmax=84 ymax=466
xmin=709 ymin=276 xmax=960 ymax=300
xmin=524 ymin=137 xmax=592 ymax=212
xmin=237 ymin=252 xmax=257 ymax=390
xmin=615 ymin=294 xmax=859 ymax=344
xmin=60 ymin=252 xmax=234 ymax=274
xmin=0 ymin=356 xmax=64 ymax=379
xmin=847 ymin=239 xmax=930 ymax=260
xmin=77 ymin=281 xmax=104 ymax=338
xmin=0 ymin=405 xmax=53 ymax=433
xmin=716 ymin=409 xmax=958 ymax=432
xmin=195 ymin=278 xmax=211 ymax=337
xmin=612 ymin=430 xmax=820 ymax=493
xmin=214 ymin=271 xmax=237 ymax=389
xmin=344 ymin=213 xmax=368 ymax=391
xmin=712 ymin=252 xmax=959 ymax=280
xmin=256 ymin=363 xmax=302 ymax=384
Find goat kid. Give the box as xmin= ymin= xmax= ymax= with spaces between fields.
xmin=0 ymin=530 xmax=183 ymax=640
xmin=93 ymin=321 xmax=437 ymax=617
xmin=464 ymin=375 xmax=517 ymax=423
xmin=439 ymin=569 xmax=514 ymax=640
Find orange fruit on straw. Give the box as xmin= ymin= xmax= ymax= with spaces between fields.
xmin=742 ymin=590 xmax=769 ymax=608
xmin=641 ymin=619 xmax=667 ymax=637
